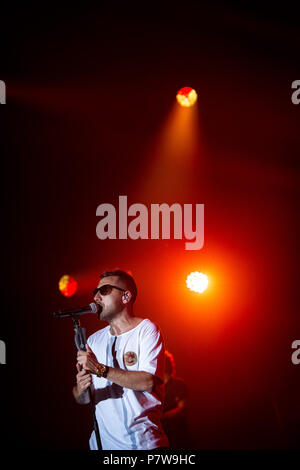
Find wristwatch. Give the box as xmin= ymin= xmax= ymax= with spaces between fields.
xmin=95 ymin=362 xmax=108 ymax=378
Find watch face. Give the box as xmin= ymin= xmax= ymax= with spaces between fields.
xmin=96 ymin=363 xmax=107 ymax=377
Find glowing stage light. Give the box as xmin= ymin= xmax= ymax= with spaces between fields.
xmin=58 ymin=275 xmax=78 ymax=297
xmin=186 ymin=271 xmax=208 ymax=293
xmin=176 ymin=87 xmax=198 ymax=107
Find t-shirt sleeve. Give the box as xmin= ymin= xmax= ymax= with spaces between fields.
xmin=138 ymin=321 xmax=165 ymax=382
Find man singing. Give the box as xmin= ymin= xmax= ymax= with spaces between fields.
xmin=73 ymin=269 xmax=169 ymax=450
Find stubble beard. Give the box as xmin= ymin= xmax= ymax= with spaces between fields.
xmin=98 ymin=299 xmax=124 ymax=322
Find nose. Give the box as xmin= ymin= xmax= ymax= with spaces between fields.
xmin=94 ymin=291 xmax=102 ymax=302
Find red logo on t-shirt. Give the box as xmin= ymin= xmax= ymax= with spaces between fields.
xmin=124 ymin=351 xmax=138 ymax=366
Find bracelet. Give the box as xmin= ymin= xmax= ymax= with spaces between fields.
xmin=96 ymin=363 xmax=108 ymax=378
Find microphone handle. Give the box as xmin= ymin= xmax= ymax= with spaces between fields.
xmin=88 ymin=386 xmax=102 ymax=450
xmin=74 ymin=326 xmax=87 ymax=351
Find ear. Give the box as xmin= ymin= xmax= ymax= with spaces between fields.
xmin=122 ymin=290 xmax=132 ymax=304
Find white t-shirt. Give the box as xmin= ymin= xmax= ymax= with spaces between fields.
xmin=87 ymin=319 xmax=169 ymax=450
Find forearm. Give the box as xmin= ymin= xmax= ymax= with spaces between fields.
xmin=72 ymin=384 xmax=91 ymax=405
xmin=105 ymin=367 xmax=155 ymax=392
xmin=77 ymin=347 xmax=156 ymax=393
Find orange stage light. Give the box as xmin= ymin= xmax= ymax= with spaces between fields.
xmin=137 ymin=97 xmax=202 ymax=202
xmin=176 ymin=86 xmax=198 ymax=107
xmin=58 ymin=274 xmax=78 ymax=297
xmin=186 ymin=271 xmax=208 ymax=293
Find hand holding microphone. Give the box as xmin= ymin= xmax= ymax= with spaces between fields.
xmin=77 ymin=344 xmax=100 ymax=375
xmin=76 ymin=363 xmax=92 ymax=394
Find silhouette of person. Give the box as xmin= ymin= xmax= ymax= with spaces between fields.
xmin=161 ymin=350 xmax=190 ymax=449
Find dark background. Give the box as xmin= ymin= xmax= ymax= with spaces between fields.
xmin=0 ymin=2 xmax=299 ymax=450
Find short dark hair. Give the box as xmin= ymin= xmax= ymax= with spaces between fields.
xmin=100 ymin=269 xmax=138 ymax=304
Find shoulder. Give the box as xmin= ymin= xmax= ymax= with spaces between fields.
xmin=137 ymin=319 xmax=165 ymax=349
xmin=87 ymin=325 xmax=110 ymax=346
xmin=139 ymin=318 xmax=162 ymax=336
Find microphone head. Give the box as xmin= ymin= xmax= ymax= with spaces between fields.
xmin=89 ymin=302 xmax=100 ymax=314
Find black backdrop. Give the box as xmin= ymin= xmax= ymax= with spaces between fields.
xmin=0 ymin=2 xmax=299 ymax=451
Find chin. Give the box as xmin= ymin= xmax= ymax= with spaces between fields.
xmin=99 ymin=310 xmax=112 ymax=322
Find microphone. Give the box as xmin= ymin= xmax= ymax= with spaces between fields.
xmin=53 ymin=302 xmax=99 ymax=318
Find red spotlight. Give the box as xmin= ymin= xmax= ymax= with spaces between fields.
xmin=58 ymin=275 xmax=78 ymax=297
xmin=186 ymin=271 xmax=208 ymax=293
xmin=176 ymin=86 xmax=198 ymax=107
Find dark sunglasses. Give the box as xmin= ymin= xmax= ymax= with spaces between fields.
xmin=93 ymin=284 xmax=126 ymax=297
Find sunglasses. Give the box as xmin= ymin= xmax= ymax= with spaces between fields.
xmin=93 ymin=284 xmax=126 ymax=297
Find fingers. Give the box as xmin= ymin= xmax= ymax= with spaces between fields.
xmin=76 ymin=363 xmax=90 ymax=376
xmin=77 ymin=350 xmax=88 ymax=368
xmin=76 ymin=363 xmax=92 ymax=389
xmin=77 ymin=373 xmax=92 ymax=392
xmin=77 ymin=349 xmax=98 ymax=373
xmin=77 ymin=350 xmax=87 ymax=359
xmin=77 ymin=347 xmax=95 ymax=361
xmin=77 ymin=350 xmax=91 ymax=363
xmin=79 ymin=372 xmax=92 ymax=383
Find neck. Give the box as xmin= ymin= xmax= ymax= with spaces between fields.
xmin=109 ymin=309 xmax=138 ymax=336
